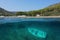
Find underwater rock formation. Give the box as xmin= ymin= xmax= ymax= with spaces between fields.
xmin=27 ymin=27 xmax=47 ymax=38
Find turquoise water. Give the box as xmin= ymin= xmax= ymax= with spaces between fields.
xmin=0 ymin=18 xmax=60 ymax=40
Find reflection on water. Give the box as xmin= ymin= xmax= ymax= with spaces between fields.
xmin=0 ymin=18 xmax=60 ymax=40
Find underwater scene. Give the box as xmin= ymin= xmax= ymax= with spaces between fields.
xmin=0 ymin=18 xmax=60 ymax=40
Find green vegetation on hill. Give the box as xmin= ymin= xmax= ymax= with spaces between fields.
xmin=0 ymin=3 xmax=60 ymax=16
xmin=16 ymin=3 xmax=60 ymax=16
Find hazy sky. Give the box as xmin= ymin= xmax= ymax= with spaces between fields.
xmin=0 ymin=0 xmax=60 ymax=11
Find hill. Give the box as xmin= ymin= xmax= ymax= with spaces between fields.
xmin=0 ymin=7 xmax=15 ymax=16
xmin=16 ymin=3 xmax=60 ymax=16
xmin=38 ymin=3 xmax=60 ymax=16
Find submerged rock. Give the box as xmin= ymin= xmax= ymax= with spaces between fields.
xmin=27 ymin=27 xmax=47 ymax=38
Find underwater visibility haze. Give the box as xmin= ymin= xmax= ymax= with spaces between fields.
xmin=0 ymin=18 xmax=60 ymax=40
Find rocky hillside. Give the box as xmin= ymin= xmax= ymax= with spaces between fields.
xmin=0 ymin=8 xmax=15 ymax=16
xmin=38 ymin=3 xmax=60 ymax=16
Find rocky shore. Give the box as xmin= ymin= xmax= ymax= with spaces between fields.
xmin=0 ymin=16 xmax=60 ymax=18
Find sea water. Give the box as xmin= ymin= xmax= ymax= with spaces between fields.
xmin=0 ymin=18 xmax=60 ymax=40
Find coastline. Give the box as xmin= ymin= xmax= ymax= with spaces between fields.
xmin=0 ymin=16 xmax=60 ymax=18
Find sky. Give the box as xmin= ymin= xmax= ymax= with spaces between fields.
xmin=0 ymin=0 xmax=60 ymax=11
